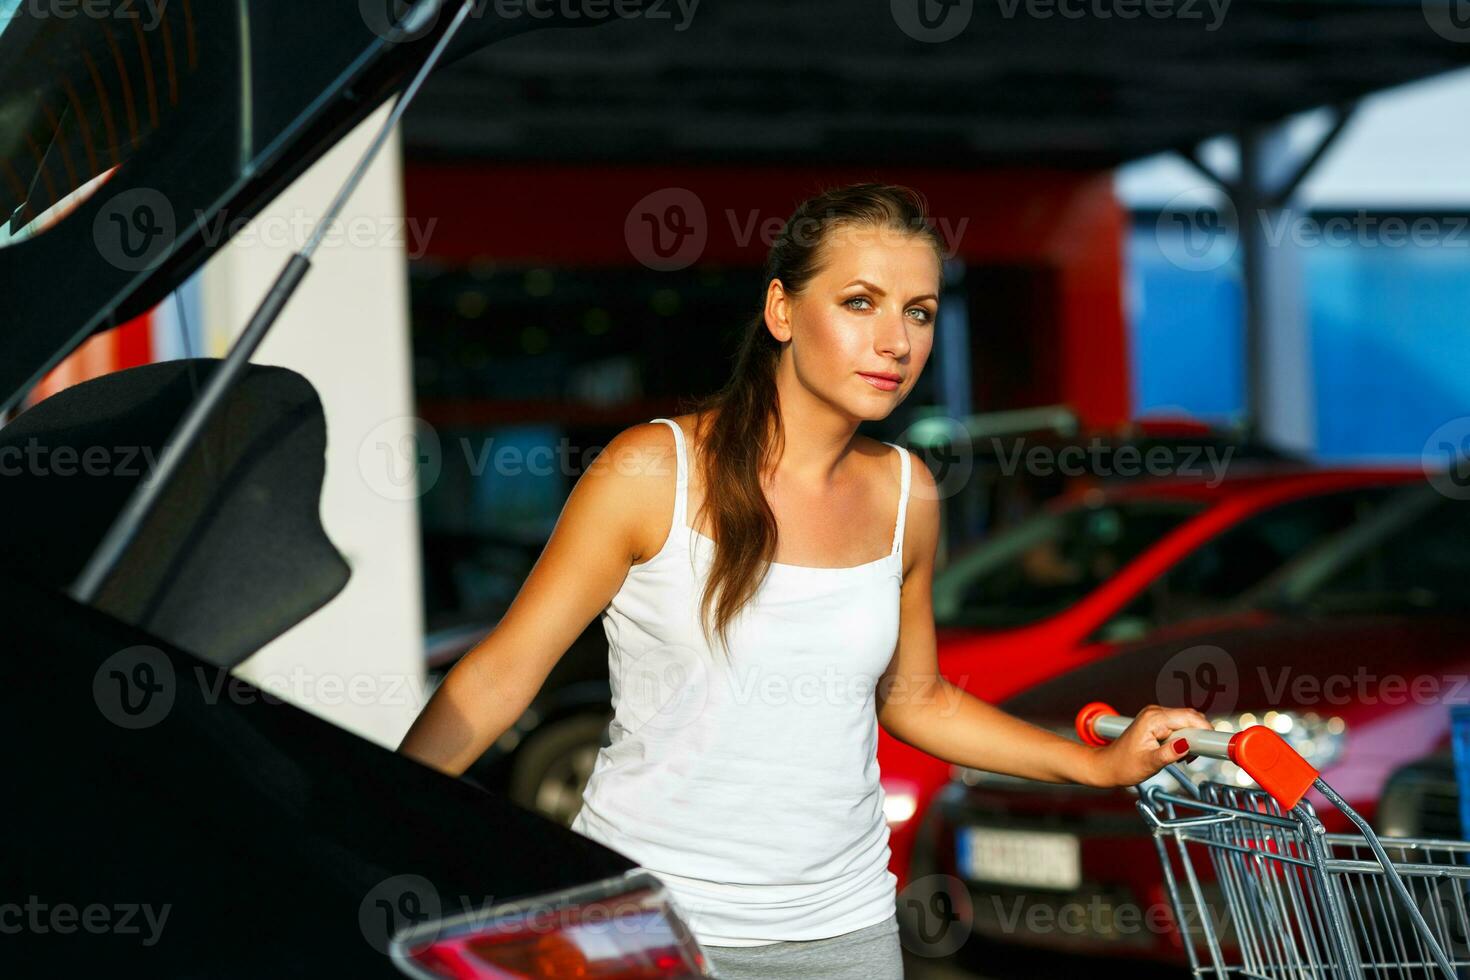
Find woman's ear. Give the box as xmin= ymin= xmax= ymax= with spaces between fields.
xmin=763 ymin=278 xmax=793 ymax=343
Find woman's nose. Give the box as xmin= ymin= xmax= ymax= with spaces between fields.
xmin=876 ymin=314 xmax=910 ymax=358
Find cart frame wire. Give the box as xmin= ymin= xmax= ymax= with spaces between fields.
xmin=1076 ymin=703 xmax=1470 ymax=980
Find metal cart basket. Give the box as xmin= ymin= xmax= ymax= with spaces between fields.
xmin=1076 ymin=703 xmax=1470 ymax=979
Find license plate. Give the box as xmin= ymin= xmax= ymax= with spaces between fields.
xmin=956 ymin=827 xmax=1081 ymax=890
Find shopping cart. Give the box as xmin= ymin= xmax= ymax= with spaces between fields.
xmin=1075 ymin=702 xmax=1470 ymax=979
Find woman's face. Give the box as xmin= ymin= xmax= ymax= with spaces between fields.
xmin=770 ymin=223 xmax=941 ymax=421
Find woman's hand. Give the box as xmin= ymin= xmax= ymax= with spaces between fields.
xmin=1088 ymin=704 xmax=1212 ymax=787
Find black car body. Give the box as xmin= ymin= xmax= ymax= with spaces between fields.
xmin=1 ymin=3 xmax=709 ymax=976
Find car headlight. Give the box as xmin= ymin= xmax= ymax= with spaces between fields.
xmin=880 ymin=776 xmax=920 ymax=827
xmin=1190 ymin=710 xmax=1348 ymax=788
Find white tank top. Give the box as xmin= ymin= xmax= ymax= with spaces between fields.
xmin=569 ymin=417 xmax=910 ymax=947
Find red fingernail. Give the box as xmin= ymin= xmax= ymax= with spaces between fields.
xmin=1173 ymin=738 xmax=1189 ymax=753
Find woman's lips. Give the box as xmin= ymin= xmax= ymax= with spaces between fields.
xmin=858 ymin=372 xmax=899 ymax=392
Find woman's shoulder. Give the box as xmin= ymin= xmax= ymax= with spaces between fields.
xmin=857 ymin=434 xmax=937 ymax=502
xmin=856 ymin=434 xmax=904 ymax=480
xmin=606 ymin=412 xmax=703 ymax=463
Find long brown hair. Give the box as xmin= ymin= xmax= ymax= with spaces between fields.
xmin=678 ymin=182 xmax=946 ymax=661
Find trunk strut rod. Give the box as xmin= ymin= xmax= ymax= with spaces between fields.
xmin=69 ymin=0 xmax=475 ymax=604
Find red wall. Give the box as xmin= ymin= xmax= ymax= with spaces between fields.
xmin=404 ymin=164 xmax=1130 ymax=426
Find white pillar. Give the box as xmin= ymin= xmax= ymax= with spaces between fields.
xmin=197 ymin=103 xmax=426 ymax=748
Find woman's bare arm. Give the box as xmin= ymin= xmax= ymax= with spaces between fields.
xmin=396 ymin=423 xmax=675 ymax=777
xmin=876 ymin=460 xmax=1209 ymax=787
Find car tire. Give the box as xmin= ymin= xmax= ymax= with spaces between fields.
xmin=508 ymin=713 xmax=611 ymax=827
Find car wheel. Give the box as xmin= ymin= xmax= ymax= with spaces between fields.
xmin=509 ymin=713 xmax=610 ymax=826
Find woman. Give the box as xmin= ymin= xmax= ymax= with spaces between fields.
xmin=397 ymin=182 xmax=1208 ymax=978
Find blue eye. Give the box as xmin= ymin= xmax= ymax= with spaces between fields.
xmin=846 ymin=296 xmax=872 ymax=311
xmin=907 ymin=307 xmax=935 ymax=324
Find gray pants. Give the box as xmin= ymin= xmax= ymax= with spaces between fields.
xmin=698 ymin=914 xmax=903 ymax=979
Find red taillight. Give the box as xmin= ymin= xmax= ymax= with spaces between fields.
xmin=390 ymin=871 xmax=710 ymax=979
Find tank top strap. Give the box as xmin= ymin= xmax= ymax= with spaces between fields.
xmin=650 ymin=417 xmax=689 ymax=530
xmin=883 ymin=441 xmax=912 ymax=561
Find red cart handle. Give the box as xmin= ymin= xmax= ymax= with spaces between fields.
xmin=1073 ymin=703 xmax=1320 ymax=809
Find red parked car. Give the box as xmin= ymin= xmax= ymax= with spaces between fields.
xmin=880 ymin=465 xmax=1424 ymax=888
xmin=916 ymin=481 xmax=1470 ymax=965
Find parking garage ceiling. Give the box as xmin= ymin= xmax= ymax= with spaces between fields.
xmin=408 ymin=0 xmax=1470 ymax=169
